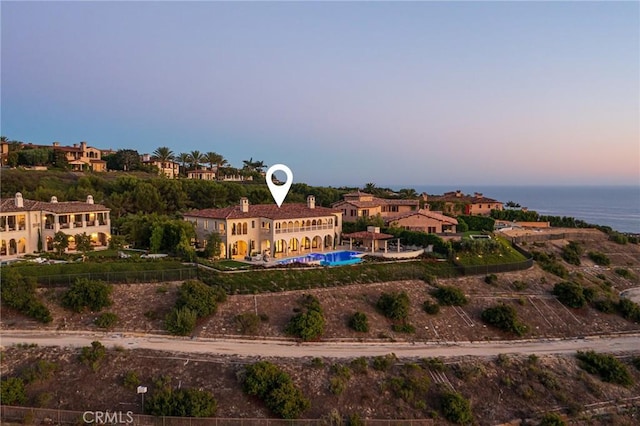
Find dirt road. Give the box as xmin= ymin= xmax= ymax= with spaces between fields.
xmin=2 ymin=330 xmax=639 ymax=359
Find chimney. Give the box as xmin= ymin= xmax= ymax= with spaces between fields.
xmin=307 ymin=195 xmax=316 ymax=209
xmin=52 ymin=142 xmax=60 ymax=147
xmin=80 ymin=141 xmax=87 ymax=150
xmin=455 ymin=190 xmax=462 ymax=198
xmin=51 ymin=196 xmax=58 ymax=203
xmin=86 ymin=195 xmax=94 ymax=204
xmin=73 ymin=143 xmax=78 ymax=148
xmin=15 ymin=192 xmax=23 ymax=208
xmin=474 ymin=192 xmax=483 ymax=198
xmin=240 ymin=197 xmax=249 ymax=213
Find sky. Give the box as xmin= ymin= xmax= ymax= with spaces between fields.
xmin=2 ymin=1 xmax=639 ymax=188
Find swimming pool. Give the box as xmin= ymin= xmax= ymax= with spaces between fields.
xmin=277 ymin=250 xmax=363 ymax=266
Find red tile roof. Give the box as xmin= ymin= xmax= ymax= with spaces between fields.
xmin=185 ymin=203 xmax=341 ymax=220
xmin=342 ymin=231 xmax=395 ymax=240
xmin=385 ymin=209 xmax=458 ymax=225
xmin=0 ymin=197 xmax=109 ymax=214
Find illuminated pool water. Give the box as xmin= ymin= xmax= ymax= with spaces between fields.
xmin=277 ymin=250 xmax=363 ymax=266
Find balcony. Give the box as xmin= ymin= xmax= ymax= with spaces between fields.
xmin=275 ymin=224 xmax=333 ymax=234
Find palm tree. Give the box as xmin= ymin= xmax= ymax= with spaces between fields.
xmin=177 ymin=152 xmax=190 ymax=175
xmin=242 ymin=158 xmax=266 ymax=173
xmin=398 ymin=188 xmax=418 ymax=199
xmin=152 ymin=146 xmax=175 ymax=168
xmin=205 ymin=152 xmax=223 ymax=170
xmin=189 ymin=150 xmax=204 ymax=170
xmin=364 ymin=182 xmax=377 ymax=193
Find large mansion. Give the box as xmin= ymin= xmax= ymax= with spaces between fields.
xmin=185 ymin=196 xmax=342 ymax=260
xmin=0 ymin=193 xmax=111 ymax=258
xmin=331 ymin=191 xmax=419 ymax=222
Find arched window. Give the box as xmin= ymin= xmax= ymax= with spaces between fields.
xmin=242 ymin=223 xmax=248 ymax=234
xmin=231 ymin=223 xmax=237 ymax=235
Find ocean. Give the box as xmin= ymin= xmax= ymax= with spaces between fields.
xmin=402 ymin=185 xmax=640 ymax=234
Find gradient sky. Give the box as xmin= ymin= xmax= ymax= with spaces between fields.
xmin=2 ymin=1 xmax=638 ymax=187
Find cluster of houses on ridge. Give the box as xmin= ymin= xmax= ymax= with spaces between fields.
xmin=0 ymin=140 xmax=253 ymax=181
xmin=1 ymin=190 xmax=504 ymax=260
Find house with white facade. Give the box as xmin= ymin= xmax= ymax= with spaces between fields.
xmin=185 ymin=196 xmax=342 ymax=260
xmin=0 ymin=193 xmax=111 ymax=258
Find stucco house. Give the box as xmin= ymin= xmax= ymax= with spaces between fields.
xmin=426 ymin=191 xmax=503 ymax=216
xmin=187 ymin=169 xmax=217 ymax=181
xmin=185 ymin=196 xmax=342 ymax=260
xmin=141 ymin=154 xmax=180 ymax=179
xmin=385 ymin=209 xmax=458 ymax=234
xmin=0 ymin=193 xmax=111 ymax=258
xmin=332 ymin=191 xmax=419 ymax=222
xmin=53 ymin=141 xmax=106 ymax=172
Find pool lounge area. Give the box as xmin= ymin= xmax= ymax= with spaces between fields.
xmin=276 ymin=250 xmax=364 ymax=266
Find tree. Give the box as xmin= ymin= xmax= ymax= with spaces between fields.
xmin=398 ymin=188 xmax=418 ymax=199
xmin=364 ymin=182 xmax=377 ymax=193
xmin=189 ymin=150 xmax=204 ymax=170
xmin=52 ymin=231 xmax=69 ymax=255
xmin=203 ymin=232 xmax=223 ymax=258
xmin=553 ymin=282 xmax=586 ymax=308
xmin=106 ymin=149 xmax=141 ymax=171
xmin=1 ymin=269 xmax=52 ymax=323
xmin=285 ymin=295 xmax=325 ymax=341
xmin=440 ymin=391 xmax=473 ymax=424
xmin=1 ymin=377 xmax=27 ymax=405
xmin=348 ymin=312 xmax=369 ymax=332
xmin=133 ymin=182 xmax=164 ymax=214
xmin=177 ymin=152 xmax=190 ymax=174
xmin=376 ymin=292 xmax=410 ymax=321
xmin=481 ymin=304 xmax=528 ymax=336
xmin=204 ymin=151 xmax=224 ymax=170
xmin=152 ymin=146 xmax=175 ymax=164
xmin=75 ymin=232 xmax=93 ymax=256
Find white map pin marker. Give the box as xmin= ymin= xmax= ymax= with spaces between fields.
xmin=266 ymin=164 xmax=293 ymax=207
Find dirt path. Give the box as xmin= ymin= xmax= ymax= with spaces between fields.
xmin=2 ymin=329 xmax=639 ymax=359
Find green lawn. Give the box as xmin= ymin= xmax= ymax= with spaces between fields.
xmin=456 ymin=236 xmax=527 ymax=266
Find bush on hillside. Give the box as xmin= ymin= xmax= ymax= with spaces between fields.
xmin=348 ymin=312 xmax=369 ymax=332
xmin=561 ymin=241 xmax=583 ymax=266
xmin=285 ymin=295 xmax=325 ymax=341
xmin=432 ymin=286 xmax=468 ymax=306
xmin=440 ymin=391 xmax=473 ymax=424
xmin=165 ymin=307 xmax=197 ymax=336
xmin=587 ymin=251 xmax=610 ymax=266
xmin=62 ymin=278 xmax=112 ymax=313
xmin=376 ymin=292 xmax=411 ymax=321
xmin=576 ymin=350 xmax=633 ymax=386
xmin=552 ymin=282 xmax=586 ymax=309
xmin=242 ymin=361 xmax=310 ymax=419
xmin=1 ymin=269 xmax=52 ymax=323
xmin=481 ymin=304 xmax=528 ymax=336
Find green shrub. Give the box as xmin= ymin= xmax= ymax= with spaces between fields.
xmin=392 ymin=323 xmax=416 ymax=333
xmin=376 ymin=291 xmax=410 ymax=321
xmin=350 ymin=357 xmax=368 ymax=374
xmin=484 ymin=274 xmax=498 ymax=285
xmin=616 ymin=299 xmax=640 ymax=322
xmin=1 ymin=269 xmax=52 ymax=323
xmin=79 ymin=341 xmax=107 ymax=372
xmin=372 ymin=353 xmax=397 ymax=371
xmin=440 ymin=391 xmax=473 ymax=424
xmin=145 ymin=380 xmax=217 ymax=417
xmin=593 ymin=299 xmax=616 ymax=314
xmin=165 ymin=307 xmax=197 ymax=336
xmin=94 ymin=312 xmax=118 ymax=329
xmin=176 ymin=279 xmax=226 ymax=317
xmin=610 ymin=232 xmax=628 ymax=245
xmin=123 ymin=371 xmax=141 ymax=390
xmin=539 ymin=412 xmax=566 ymax=426
xmin=242 ymin=361 xmax=310 ymax=419
xmin=422 ymin=300 xmax=440 ymax=315
xmin=422 ymin=357 xmax=446 ymax=372
xmin=512 ymin=280 xmax=529 ymax=291
xmin=348 ymin=311 xmax=369 ymax=332
xmin=561 ymin=241 xmax=583 ymax=265
xmin=576 ymin=350 xmax=633 ymax=386
xmin=553 ymin=282 xmax=586 ymax=308
xmin=587 ymin=251 xmax=610 ymax=266
xmin=285 ymin=295 xmax=325 ymax=341
xmin=615 ymin=268 xmax=636 ymax=280
xmin=62 ymin=278 xmax=113 ymax=313
xmin=432 ymin=286 xmax=468 ymax=306
xmin=0 ymin=377 xmax=27 ymax=405
xmin=235 ymin=312 xmax=261 ymax=335
xmin=481 ymin=304 xmax=528 ymax=336
xmin=21 ymin=360 xmax=58 ymax=383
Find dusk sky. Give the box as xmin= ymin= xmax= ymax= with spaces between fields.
xmin=2 ymin=1 xmax=638 ymax=187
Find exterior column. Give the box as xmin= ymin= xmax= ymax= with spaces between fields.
xmin=69 ymin=215 xmax=74 ymax=229
xmin=384 ymin=241 xmax=388 ymax=253
xmin=54 ymin=215 xmax=60 ymax=232
xmin=397 ymin=238 xmax=401 ymax=253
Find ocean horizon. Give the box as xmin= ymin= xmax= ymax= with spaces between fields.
xmin=387 ymin=185 xmax=640 ymax=234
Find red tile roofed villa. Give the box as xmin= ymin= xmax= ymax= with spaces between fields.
xmin=427 ymin=190 xmax=503 ymax=216
xmin=0 ymin=193 xmax=111 ymax=258
xmin=385 ymin=209 xmax=458 ymax=234
xmin=184 ymin=196 xmax=343 ymax=260
xmin=332 ymin=191 xmax=419 ymax=222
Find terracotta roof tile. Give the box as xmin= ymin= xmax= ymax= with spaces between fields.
xmin=385 ymin=209 xmax=458 ymax=225
xmin=185 ymin=203 xmax=341 ymax=220
xmin=0 ymin=197 xmax=109 ymax=214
